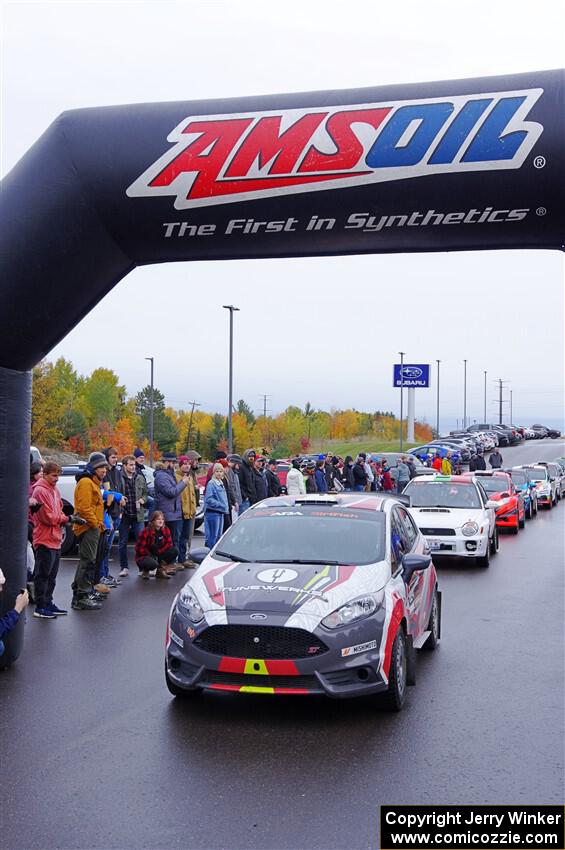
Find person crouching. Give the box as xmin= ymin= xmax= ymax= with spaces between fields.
xmin=135 ymin=511 xmax=179 ymax=580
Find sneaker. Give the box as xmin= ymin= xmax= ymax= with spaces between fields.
xmin=33 ymin=607 xmax=57 ymax=619
xmin=72 ymin=596 xmax=102 ymax=611
xmin=156 ymin=567 xmax=172 ymax=579
xmin=183 ymin=560 xmax=197 ymax=569
xmin=47 ymin=603 xmax=68 ymax=616
xmin=118 ymin=568 xmax=129 ymax=577
xmin=90 ymin=591 xmax=108 ymax=602
xmin=100 ymin=576 xmax=119 ymax=588
xmin=107 ymin=574 xmax=121 ymax=585
xmin=93 ymin=583 xmax=111 ymax=594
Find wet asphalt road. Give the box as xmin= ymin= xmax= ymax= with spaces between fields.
xmin=1 ymin=440 xmax=563 ymax=850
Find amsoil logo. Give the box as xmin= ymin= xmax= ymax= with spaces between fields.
xmin=126 ymin=89 xmax=543 ymax=209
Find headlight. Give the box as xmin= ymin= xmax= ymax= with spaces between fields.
xmin=178 ymin=584 xmax=204 ymax=623
xmin=461 ymin=521 xmax=479 ymax=536
xmin=321 ymin=591 xmax=383 ymax=630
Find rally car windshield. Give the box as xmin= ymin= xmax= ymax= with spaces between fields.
xmin=510 ymin=471 xmax=528 ymax=485
xmin=523 ymin=467 xmax=548 ymax=481
xmin=476 ymin=477 xmax=511 ymax=494
xmin=214 ymin=508 xmax=386 ymax=566
xmin=404 ymin=481 xmax=482 ymax=509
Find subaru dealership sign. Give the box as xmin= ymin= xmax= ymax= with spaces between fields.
xmin=393 ymin=364 xmax=430 ymax=388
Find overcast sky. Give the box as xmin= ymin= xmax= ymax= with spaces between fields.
xmin=2 ymin=0 xmax=564 ymax=428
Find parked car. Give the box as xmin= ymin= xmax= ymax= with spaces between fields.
xmin=538 ymin=462 xmax=565 ymax=498
xmin=505 ymin=467 xmax=538 ymax=519
xmin=463 ymin=470 xmax=525 ymax=533
xmin=403 ymin=473 xmax=498 ymax=567
xmin=519 ymin=465 xmax=558 ymax=508
xmin=532 ymin=424 xmax=561 ymax=439
xmin=166 ymin=492 xmax=441 ymax=709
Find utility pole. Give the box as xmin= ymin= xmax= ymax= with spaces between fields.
xmin=436 ymin=360 xmax=441 ymax=438
xmin=261 ymin=394 xmax=269 ymax=420
xmin=145 ymin=356 xmax=154 ymax=467
xmin=186 ymin=400 xmax=200 ymax=451
xmin=498 ymin=378 xmax=503 ymax=424
xmin=484 ymin=370 xmax=487 ymax=422
xmin=399 ymin=351 xmax=405 ymax=451
xmin=222 ymin=305 xmax=240 ymax=453
xmin=510 ymin=390 xmax=513 ymax=424
xmin=463 ymin=359 xmax=467 ymax=430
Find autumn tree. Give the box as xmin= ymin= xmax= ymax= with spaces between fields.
xmin=31 ymin=362 xmax=62 ymax=445
xmin=81 ymin=368 xmax=125 ymax=426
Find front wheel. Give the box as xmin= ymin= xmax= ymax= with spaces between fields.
xmin=489 ymin=527 xmax=499 ymax=555
xmin=422 ymin=590 xmax=440 ymax=651
xmin=519 ymin=510 xmax=525 ymax=529
xmin=477 ymin=544 xmax=490 ymax=568
xmin=526 ymin=501 xmax=532 ymax=520
xmin=381 ymin=628 xmax=407 ymax=711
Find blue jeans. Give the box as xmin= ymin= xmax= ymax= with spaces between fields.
xmin=178 ymin=517 xmax=195 ymax=563
xmin=100 ymin=516 xmax=120 ymax=577
xmin=119 ymin=514 xmax=144 ymax=569
xmin=166 ymin=520 xmax=182 ymax=558
xmin=204 ymin=511 xmax=224 ymax=548
xmin=397 ymin=480 xmax=408 ymax=494
xmin=239 ymin=500 xmax=250 ymax=515
xmin=354 ymin=484 xmax=365 ymax=492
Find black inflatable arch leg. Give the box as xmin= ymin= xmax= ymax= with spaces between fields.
xmin=0 ymin=366 xmax=31 ymax=668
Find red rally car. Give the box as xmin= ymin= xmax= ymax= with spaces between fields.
xmin=463 ymin=470 xmax=525 ymax=534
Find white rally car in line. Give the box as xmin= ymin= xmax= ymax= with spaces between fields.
xmin=402 ymin=474 xmax=498 ymax=567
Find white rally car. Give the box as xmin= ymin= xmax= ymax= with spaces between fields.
xmin=403 ymin=474 xmax=498 ymax=567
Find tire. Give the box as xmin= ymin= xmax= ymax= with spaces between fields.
xmin=519 ymin=511 xmax=525 ymax=529
xmin=165 ymin=665 xmax=202 ymax=699
xmin=489 ymin=526 xmax=499 ymax=555
xmin=381 ymin=628 xmax=407 ymax=711
xmin=511 ymin=521 xmax=519 ymax=535
xmin=60 ymin=521 xmax=76 ymax=556
xmin=533 ymin=498 xmax=538 ymax=516
xmin=477 ymin=543 xmax=490 ymax=568
xmin=422 ymin=589 xmax=440 ymax=651
xmin=526 ymin=501 xmax=532 ymax=520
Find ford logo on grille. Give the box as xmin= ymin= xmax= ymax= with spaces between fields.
xmin=250 ymin=613 xmax=267 ymax=620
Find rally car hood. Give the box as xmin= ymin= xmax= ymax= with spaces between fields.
xmin=409 ymin=506 xmax=487 ymax=529
xmin=188 ymin=555 xmax=390 ymax=628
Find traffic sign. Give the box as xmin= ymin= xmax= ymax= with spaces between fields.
xmin=393 ymin=364 xmax=430 ymax=387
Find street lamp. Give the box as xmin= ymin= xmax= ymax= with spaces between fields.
xmin=145 ymin=356 xmax=154 ymax=467
xmin=436 ymin=359 xmax=441 ymax=437
xmin=483 ymin=370 xmax=487 ymax=422
xmin=399 ymin=351 xmax=405 ymax=451
xmin=463 ymin=359 xmax=467 ymax=430
xmin=223 ymin=305 xmax=240 ymax=453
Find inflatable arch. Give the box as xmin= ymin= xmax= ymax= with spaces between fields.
xmin=0 ymin=69 xmax=563 ymax=665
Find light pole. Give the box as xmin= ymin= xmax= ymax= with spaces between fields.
xmin=484 ymin=370 xmax=487 ymax=423
xmin=145 ymin=357 xmax=154 ymax=467
xmin=436 ymin=360 xmax=441 ymax=437
xmin=223 ymin=305 xmax=240 ymax=453
xmin=399 ymin=351 xmax=405 ymax=451
xmin=186 ymin=400 xmax=200 ymax=451
xmin=463 ymin=359 xmax=467 ymax=430
xmin=510 ymin=389 xmax=513 ymax=424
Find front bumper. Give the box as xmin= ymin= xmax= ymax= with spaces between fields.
xmin=495 ymin=508 xmax=519 ymax=528
xmin=422 ymin=532 xmax=489 ymax=558
xmin=166 ymin=608 xmax=391 ymax=699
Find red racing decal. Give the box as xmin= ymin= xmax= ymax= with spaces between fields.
xmin=202 ymin=562 xmax=235 ymax=606
xmin=323 ymin=565 xmax=355 ymax=594
xmin=382 ymin=599 xmax=404 ymax=678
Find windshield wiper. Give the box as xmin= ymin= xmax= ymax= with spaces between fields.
xmin=259 ymin=558 xmax=340 ymax=565
xmin=214 ymin=550 xmax=251 ymax=563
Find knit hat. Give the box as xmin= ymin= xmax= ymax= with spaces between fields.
xmin=88 ymin=452 xmax=108 ymax=470
xmin=162 ymin=451 xmax=177 ymax=461
xmin=215 ymin=450 xmax=227 ymax=460
xmin=178 ymin=455 xmax=189 ymax=464
xmin=227 ymin=454 xmax=243 ymax=464
xmin=133 ymin=447 xmax=145 ymax=458
xmin=186 ymin=450 xmax=201 ymax=461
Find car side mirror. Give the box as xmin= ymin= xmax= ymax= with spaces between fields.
xmin=189 ymin=547 xmax=210 ymax=565
xmin=402 ymin=553 xmax=431 ymax=583
xmin=485 ymin=500 xmax=498 ymax=509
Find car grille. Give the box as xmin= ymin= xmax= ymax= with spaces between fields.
xmin=420 ymin=527 xmax=456 ymax=536
xmin=201 ymin=670 xmax=322 ymax=691
xmin=193 ymin=625 xmax=329 ymax=659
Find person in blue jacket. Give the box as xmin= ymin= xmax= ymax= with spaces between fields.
xmin=314 ymin=459 xmax=329 ymax=493
xmin=0 ymin=568 xmax=29 ymax=657
xmin=204 ymin=464 xmax=229 ymax=548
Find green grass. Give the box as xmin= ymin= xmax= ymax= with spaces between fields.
xmin=309 ymin=438 xmax=420 ymax=457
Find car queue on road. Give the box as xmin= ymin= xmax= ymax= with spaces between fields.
xmin=164 ymin=435 xmax=564 ymax=711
